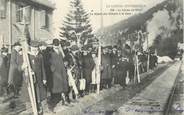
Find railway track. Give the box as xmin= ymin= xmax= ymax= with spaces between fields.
xmin=166 ymin=61 xmax=184 ymax=115
xmin=118 ymin=61 xmax=182 ymax=115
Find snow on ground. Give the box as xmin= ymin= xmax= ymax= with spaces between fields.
xmin=157 ymin=56 xmax=173 ymax=63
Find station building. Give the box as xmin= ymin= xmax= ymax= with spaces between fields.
xmin=0 ymin=0 xmax=55 ymax=49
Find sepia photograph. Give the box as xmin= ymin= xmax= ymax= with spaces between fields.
xmin=0 ymin=0 xmax=183 ymax=115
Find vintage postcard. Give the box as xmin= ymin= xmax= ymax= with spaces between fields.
xmin=0 ymin=0 xmax=183 ymax=115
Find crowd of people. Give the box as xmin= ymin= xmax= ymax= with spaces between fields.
xmin=0 ymin=39 xmax=158 ymax=114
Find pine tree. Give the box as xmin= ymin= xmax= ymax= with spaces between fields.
xmin=60 ymin=0 xmax=94 ymax=48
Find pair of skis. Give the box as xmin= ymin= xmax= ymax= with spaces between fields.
xmin=96 ymin=43 xmax=102 ymax=94
xmin=21 ymin=23 xmax=38 ymax=115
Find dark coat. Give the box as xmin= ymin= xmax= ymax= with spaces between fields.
xmin=20 ymin=53 xmax=47 ymax=102
xmin=29 ymin=54 xmax=47 ymax=101
xmin=111 ymin=53 xmax=119 ymax=76
xmin=101 ymin=54 xmax=112 ymax=80
xmin=0 ymin=54 xmax=9 ymax=87
xmin=41 ymin=48 xmax=52 ymax=90
xmin=49 ymin=49 xmax=69 ymax=93
xmin=82 ymin=54 xmax=95 ymax=84
xmin=115 ymin=56 xmax=122 ymax=83
xmin=111 ymin=53 xmax=118 ymax=67
xmin=149 ymin=55 xmax=158 ymax=69
xmin=126 ymin=53 xmax=135 ymax=80
xmin=8 ymin=49 xmax=23 ymax=88
xmin=118 ymin=60 xmax=128 ymax=86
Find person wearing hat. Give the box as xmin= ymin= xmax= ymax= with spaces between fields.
xmin=15 ymin=41 xmax=47 ymax=114
xmin=26 ymin=42 xmax=47 ymax=113
xmin=47 ymin=39 xmax=69 ymax=110
xmin=91 ymin=51 xmax=98 ymax=93
xmin=137 ymin=52 xmax=144 ymax=73
xmin=107 ymin=47 xmax=113 ymax=87
xmin=118 ymin=57 xmax=128 ymax=87
xmin=113 ymin=49 xmax=122 ymax=85
xmin=63 ymin=48 xmax=82 ymax=102
xmin=140 ymin=51 xmax=148 ymax=73
xmin=81 ymin=50 xmax=95 ymax=94
xmin=110 ymin=47 xmax=118 ymax=85
xmin=0 ymin=47 xmax=9 ymax=99
xmin=8 ymin=42 xmax=23 ymax=98
xmin=127 ymin=51 xmax=135 ymax=84
xmin=101 ymin=47 xmax=112 ymax=89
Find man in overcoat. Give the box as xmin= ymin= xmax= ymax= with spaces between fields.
xmin=101 ymin=47 xmax=112 ymax=89
xmin=0 ymin=47 xmax=9 ymax=97
xmin=29 ymin=43 xmax=47 ymax=113
xmin=8 ymin=42 xmax=23 ymax=97
xmin=124 ymin=44 xmax=135 ymax=84
xmin=48 ymin=39 xmax=69 ymax=108
xmin=82 ymin=50 xmax=95 ymax=94
xmin=18 ymin=42 xmax=47 ymax=114
xmin=119 ymin=57 xmax=128 ymax=87
xmin=110 ymin=47 xmax=118 ymax=85
xmin=115 ymin=50 xmax=123 ymax=85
